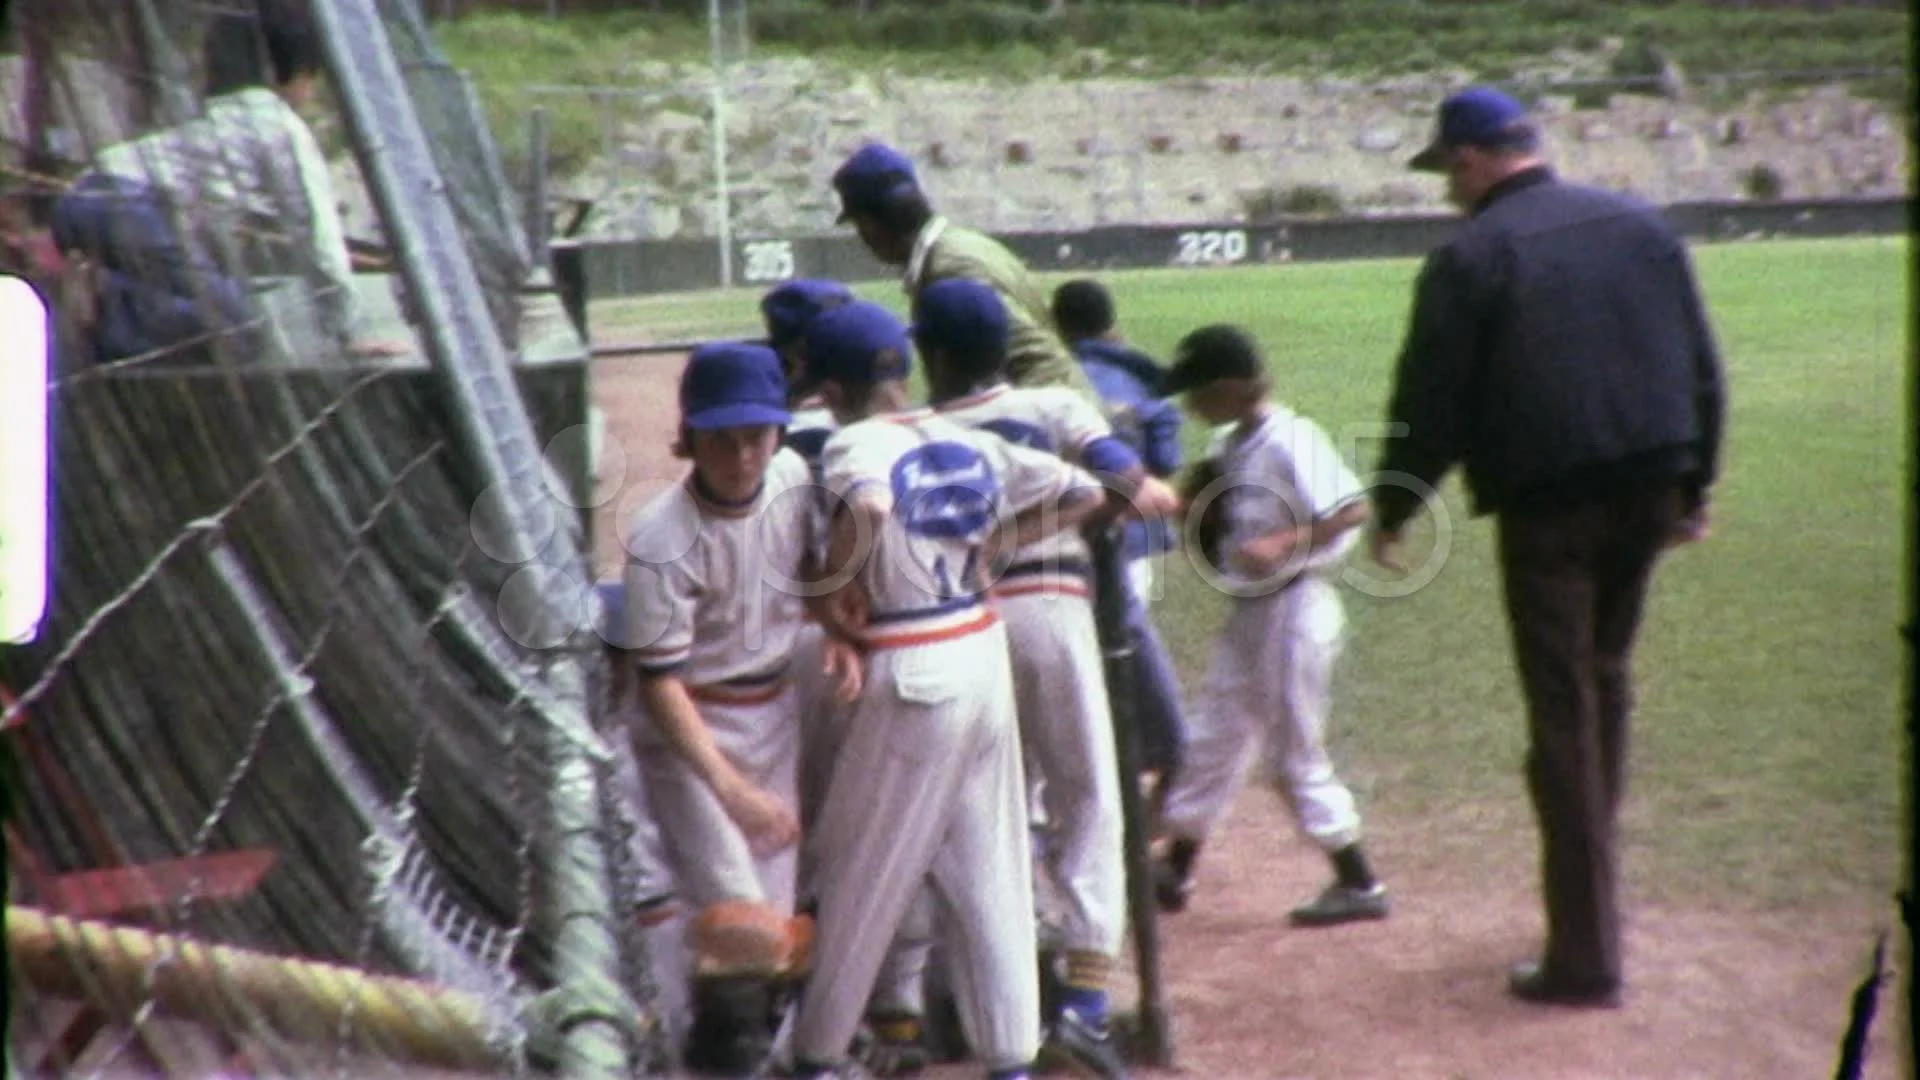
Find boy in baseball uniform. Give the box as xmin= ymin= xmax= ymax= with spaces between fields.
xmin=618 ymin=341 xmax=862 ymax=1075
xmin=765 ymin=278 xmax=936 ymax=1077
xmin=1150 ymin=324 xmax=1391 ymax=927
xmin=759 ymin=278 xmax=858 ymax=830
xmin=784 ymin=299 xmax=1107 ymax=1080
xmin=761 ymin=278 xmax=855 ymax=474
xmin=913 ymin=278 xmax=1176 ymax=1078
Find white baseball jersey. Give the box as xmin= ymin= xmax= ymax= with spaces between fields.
xmin=622 ymin=447 xmax=814 ymax=692
xmin=1161 ymin=401 xmax=1367 ymax=855
xmin=1213 ymin=403 xmax=1366 ymax=587
xmin=619 ymin=448 xmax=815 ymax=916
xmin=933 ymin=382 xmax=1130 ymax=960
xmin=933 ymin=383 xmax=1121 ymax=596
xmin=786 ymin=410 xmax=1098 ymax=1072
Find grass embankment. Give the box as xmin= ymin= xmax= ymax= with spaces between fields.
xmin=437 ymin=2 xmax=1913 ymax=177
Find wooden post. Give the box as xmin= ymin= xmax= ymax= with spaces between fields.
xmin=9 ymin=905 xmax=511 ymax=1072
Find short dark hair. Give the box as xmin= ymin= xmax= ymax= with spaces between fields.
xmin=1051 ymin=278 xmax=1115 ymax=341
xmin=202 ymin=0 xmax=324 ymax=98
xmin=923 ymin=332 xmax=1005 ymax=392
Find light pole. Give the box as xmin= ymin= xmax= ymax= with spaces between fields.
xmin=708 ymin=0 xmax=735 ymax=289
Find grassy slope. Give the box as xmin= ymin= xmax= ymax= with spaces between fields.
xmin=590 ymin=235 xmax=1908 ymax=912
xmin=438 ymin=2 xmax=1913 ymax=176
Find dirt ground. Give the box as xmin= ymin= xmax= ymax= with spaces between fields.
xmin=590 ymin=352 xmax=697 ymax=578
xmin=589 ymin=356 xmax=1908 ymax=1080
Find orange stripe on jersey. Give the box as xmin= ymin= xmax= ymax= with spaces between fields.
xmin=863 ymin=608 xmax=1001 ymax=651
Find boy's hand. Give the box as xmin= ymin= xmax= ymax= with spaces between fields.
xmin=1667 ymin=503 xmax=1711 ymax=548
xmin=1127 ymin=476 xmax=1182 ymax=520
xmin=721 ymin=781 xmax=800 ymax=856
xmin=821 ymin=638 xmax=866 ymax=704
xmin=1237 ymin=528 xmax=1301 ymax=576
xmin=824 ymin=579 xmax=870 ymax=636
xmin=1369 ymin=525 xmax=1406 ymax=572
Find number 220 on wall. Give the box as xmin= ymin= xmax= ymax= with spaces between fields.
xmin=1172 ymin=229 xmax=1249 ymax=267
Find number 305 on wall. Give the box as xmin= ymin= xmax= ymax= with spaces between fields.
xmin=1172 ymin=229 xmax=1249 ymax=267
xmin=742 ymin=240 xmax=796 ymax=284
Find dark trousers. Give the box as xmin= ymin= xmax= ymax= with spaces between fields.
xmin=1497 ymin=484 xmax=1684 ymax=988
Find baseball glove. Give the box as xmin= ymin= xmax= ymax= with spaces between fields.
xmin=1179 ymin=457 xmax=1231 ymax=574
xmin=690 ymin=899 xmax=810 ymax=977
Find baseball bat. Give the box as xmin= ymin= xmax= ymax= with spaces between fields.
xmin=1087 ymin=526 xmax=1176 ymax=1068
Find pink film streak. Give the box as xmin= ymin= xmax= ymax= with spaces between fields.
xmin=0 ymin=275 xmax=50 ymax=643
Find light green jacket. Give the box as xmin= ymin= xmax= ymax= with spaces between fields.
xmin=905 ymin=217 xmax=1095 ymax=398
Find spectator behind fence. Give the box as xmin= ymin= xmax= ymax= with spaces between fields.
xmin=45 ymin=175 xmax=260 ymax=367
xmin=88 ymin=0 xmax=407 ymax=360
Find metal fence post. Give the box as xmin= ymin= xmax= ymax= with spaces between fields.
xmin=308 ymin=2 xmax=631 ymax=1076
xmin=527 ymin=106 xmax=553 ymax=266
xmin=709 ymin=0 xmax=736 ymax=288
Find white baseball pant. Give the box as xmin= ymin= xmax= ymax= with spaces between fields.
xmin=998 ymin=589 xmax=1126 ymax=959
xmin=632 ymin=684 xmax=802 ymax=914
xmin=605 ymin=707 xmax=678 ymax=907
xmin=789 ymin=625 xmax=1040 ymax=1072
xmin=792 ymin=622 xmax=845 ymax=905
xmin=1159 ymin=577 xmax=1362 ymax=851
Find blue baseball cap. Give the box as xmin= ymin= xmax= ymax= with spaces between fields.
xmin=911 ymin=278 xmax=1009 ymax=366
xmin=678 ymin=341 xmax=792 ymax=430
xmin=761 ymin=279 xmax=856 ymax=348
xmin=832 ymin=143 xmax=921 ymax=223
xmin=1408 ymin=87 xmax=1538 ymax=172
xmin=802 ymin=300 xmax=915 ymax=388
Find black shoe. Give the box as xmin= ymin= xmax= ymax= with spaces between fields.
xmin=1507 ymin=961 xmax=1623 ymax=1009
xmin=1287 ymin=882 xmax=1390 ymax=927
xmin=1045 ymin=1005 xmax=1130 ymax=1080
xmin=684 ymin=975 xmax=776 ymax=1076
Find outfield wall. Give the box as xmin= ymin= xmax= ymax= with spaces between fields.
xmin=549 ymin=195 xmax=1910 ymax=323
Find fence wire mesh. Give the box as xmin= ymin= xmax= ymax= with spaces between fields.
xmin=2 ymin=0 xmax=664 ymax=1075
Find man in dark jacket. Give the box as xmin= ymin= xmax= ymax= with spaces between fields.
xmin=1370 ymin=87 xmax=1723 ymax=1008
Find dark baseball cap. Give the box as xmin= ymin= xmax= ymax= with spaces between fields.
xmin=1157 ymin=324 xmax=1266 ymax=397
xmin=911 ymin=278 xmax=1009 ymax=365
xmin=832 ymin=142 xmax=921 ymax=223
xmin=803 ymin=300 xmax=915 ymax=388
xmin=1408 ymin=86 xmax=1538 ymax=172
xmin=679 ymin=341 xmax=792 ymax=430
xmin=761 ymin=278 xmax=855 ymax=348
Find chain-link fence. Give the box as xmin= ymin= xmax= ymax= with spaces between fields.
xmin=3 ymin=0 xmax=663 ymax=1075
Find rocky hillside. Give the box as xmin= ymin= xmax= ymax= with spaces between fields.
xmin=552 ymin=55 xmax=1908 ymax=240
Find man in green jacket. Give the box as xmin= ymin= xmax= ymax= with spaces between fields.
xmin=830 ymin=142 xmax=1093 ymax=396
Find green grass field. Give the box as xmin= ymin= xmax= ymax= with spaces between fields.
xmin=592 ymin=235 xmax=1908 ymax=914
